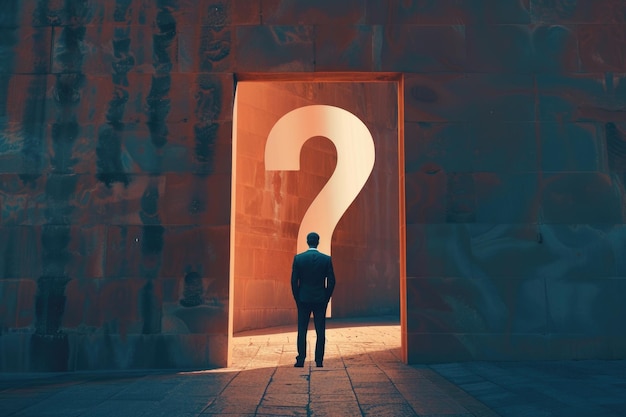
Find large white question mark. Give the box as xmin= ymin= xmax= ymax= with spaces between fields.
xmin=264 ymin=105 xmax=376 ymax=257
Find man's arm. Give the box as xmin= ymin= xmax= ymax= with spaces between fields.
xmin=325 ymin=257 xmax=336 ymax=302
xmin=291 ymin=256 xmax=299 ymax=303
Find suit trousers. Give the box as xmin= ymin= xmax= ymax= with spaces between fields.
xmin=296 ymin=301 xmax=328 ymax=363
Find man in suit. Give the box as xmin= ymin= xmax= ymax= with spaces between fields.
xmin=291 ymin=232 xmax=336 ymax=368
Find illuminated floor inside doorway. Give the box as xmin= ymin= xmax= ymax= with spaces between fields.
xmin=231 ymin=316 xmax=401 ymax=371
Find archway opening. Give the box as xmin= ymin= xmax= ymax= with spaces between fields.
xmin=229 ymin=74 xmax=406 ymax=364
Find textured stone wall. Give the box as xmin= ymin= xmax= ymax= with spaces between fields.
xmin=1 ymin=0 xmax=626 ymax=371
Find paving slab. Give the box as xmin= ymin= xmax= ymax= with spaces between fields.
xmin=1 ymin=317 xmax=625 ymax=417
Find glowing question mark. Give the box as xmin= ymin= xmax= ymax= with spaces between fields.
xmin=264 ymin=105 xmax=376 ymax=256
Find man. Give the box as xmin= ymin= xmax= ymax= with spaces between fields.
xmin=291 ymin=232 xmax=336 ymax=368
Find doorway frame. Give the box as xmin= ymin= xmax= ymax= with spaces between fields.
xmin=228 ymin=72 xmax=407 ymax=364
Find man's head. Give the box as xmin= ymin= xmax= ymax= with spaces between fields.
xmin=306 ymin=232 xmax=320 ymax=248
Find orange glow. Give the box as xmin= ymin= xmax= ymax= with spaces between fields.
xmin=230 ymin=74 xmax=405 ymax=363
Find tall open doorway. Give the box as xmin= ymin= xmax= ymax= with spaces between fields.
xmin=229 ymin=74 xmax=406 ymax=363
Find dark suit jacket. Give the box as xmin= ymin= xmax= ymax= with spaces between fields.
xmin=291 ymin=248 xmax=336 ymax=304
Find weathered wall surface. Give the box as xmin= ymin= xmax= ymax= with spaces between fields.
xmin=1 ymin=0 xmax=626 ymax=370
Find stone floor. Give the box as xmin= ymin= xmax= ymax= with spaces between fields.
xmin=1 ymin=317 xmax=625 ymax=416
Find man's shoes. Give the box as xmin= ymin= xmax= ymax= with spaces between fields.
xmin=315 ymin=361 xmax=323 ymax=368
xmin=294 ymin=361 xmax=304 ymax=368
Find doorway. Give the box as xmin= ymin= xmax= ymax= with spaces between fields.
xmin=228 ymin=73 xmax=406 ymax=363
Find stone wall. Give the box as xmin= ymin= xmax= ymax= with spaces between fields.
xmin=1 ymin=0 xmax=626 ymax=370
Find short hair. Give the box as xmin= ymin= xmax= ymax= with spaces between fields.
xmin=306 ymin=232 xmax=319 ymax=246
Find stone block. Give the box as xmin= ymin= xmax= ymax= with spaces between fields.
xmin=606 ymin=121 xmax=626 ymax=172
xmin=81 ymin=175 xmax=158 ymax=225
xmin=532 ymin=25 xmax=581 ymax=72
xmin=179 ymin=25 xmax=233 ymax=72
xmin=578 ymin=24 xmax=626 ymax=72
xmin=406 ymin=275 xmax=548 ymax=334
xmin=113 ymin=123 xmax=196 ymax=174
xmin=407 ymin=332 xmax=562 ymax=362
xmin=100 ymin=0 xmax=208 ymax=27
xmin=63 ymin=225 xmax=107 ymax=279
xmin=54 ymin=72 xmax=234 ymax=129
xmin=63 ymin=277 xmax=145 ymax=332
xmin=234 ymin=25 xmax=314 ymax=72
xmin=0 ymin=175 xmax=40 ymax=225
xmin=101 ymin=121 xmax=231 ymax=177
xmin=0 ymin=226 xmax=41 ymax=278
xmin=242 ymin=279 xmax=285 ymax=309
xmin=546 ymin=277 xmax=626 ymax=336
xmin=466 ymin=24 xmax=579 ymax=73
xmin=32 ymin=175 xmax=126 ymax=225
xmin=473 ymin=174 xmax=539 ymax=223
xmin=367 ymin=0 xmax=468 ymax=25
xmin=445 ymin=172 xmax=477 ymax=223
xmin=2 ymin=74 xmax=50 ymax=125
xmin=404 ymin=73 xmax=535 ymax=122
xmin=53 ymin=25 xmax=152 ymax=76
xmin=530 ymin=0 xmax=626 ymax=24
xmin=63 ymin=278 xmax=97 ymax=329
xmin=193 ymin=73 xmax=235 ymax=122
xmin=467 ymin=223 xmax=549 ymax=277
xmin=252 ymin=248 xmax=293 ymax=281
xmin=0 ymin=2 xmax=20 ymax=28
xmin=404 ymin=121 xmax=472 ymax=173
xmin=379 ymin=25 xmax=466 ymax=72
xmin=406 ymin=332 xmax=473 ymax=363
xmin=539 ymin=173 xmax=623 ymax=223
xmin=470 ymin=0 xmax=531 ymax=23
xmin=534 ymin=223 xmax=623 ymax=278
xmin=405 ymin=224 xmax=474 ymax=277
xmin=22 ymin=1 xmax=100 ymax=27
xmin=65 ymin=273 xmax=230 ymax=340
xmin=105 ymin=225 xmax=157 ymax=278
xmin=262 ymin=0 xmax=366 ymax=25
xmin=538 ymin=122 xmax=606 ymax=172
xmin=234 ymin=307 xmax=295 ymax=333
xmin=0 ymin=333 xmax=32 ymax=372
xmin=403 ymin=74 xmax=462 ymax=122
xmin=404 ymin=169 xmax=447 ymax=224
xmin=0 ymin=123 xmax=21 ymax=174
xmin=367 ymin=0 xmax=531 ymax=24
xmin=0 ymin=279 xmax=36 ymax=329
xmin=467 ymin=333 xmax=553 ymax=360
xmin=45 ymin=124 xmax=99 ymax=175
xmin=544 ymin=334 xmax=615 ymax=359
xmin=1 ymin=26 xmax=51 ymax=74
xmin=209 ymin=0 xmax=261 ymax=25
xmin=161 ymin=174 xmax=231 ymax=227
xmin=314 ymin=25 xmax=373 ymax=71
xmin=159 ymin=225 xmax=231 ymax=287
xmin=163 ymin=300 xmax=229 ymax=335
xmin=536 ymin=73 xmax=626 ymax=123
xmin=71 ymin=333 xmax=223 ymax=370
xmin=470 ymin=122 xmax=538 ymax=173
